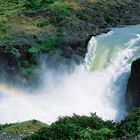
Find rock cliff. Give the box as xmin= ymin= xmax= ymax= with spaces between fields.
xmin=126 ymin=58 xmax=140 ymax=110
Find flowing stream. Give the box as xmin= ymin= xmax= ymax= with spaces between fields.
xmin=0 ymin=25 xmax=140 ymax=124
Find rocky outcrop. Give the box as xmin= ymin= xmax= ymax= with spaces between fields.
xmin=126 ymin=58 xmax=140 ymax=110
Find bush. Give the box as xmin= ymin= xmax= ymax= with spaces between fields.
xmin=0 ymin=21 xmax=7 ymax=33
xmin=35 ymin=21 xmax=50 ymax=27
xmin=23 ymin=114 xmax=116 ymax=140
xmin=23 ymin=109 xmax=140 ymax=140
xmin=41 ymin=38 xmax=56 ymax=51
xmin=80 ymin=128 xmax=114 ymax=140
xmin=116 ymin=108 xmax=140 ymax=138
xmin=76 ymin=10 xmax=87 ymax=20
xmin=21 ymin=67 xmax=31 ymax=76
xmin=47 ymin=4 xmax=72 ymax=24
xmin=24 ymin=0 xmax=41 ymax=10
xmin=24 ymin=0 xmax=55 ymax=10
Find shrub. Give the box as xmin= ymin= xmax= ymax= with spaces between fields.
xmin=23 ymin=114 xmax=116 ymax=140
xmin=0 ymin=21 xmax=7 ymax=33
xmin=40 ymin=38 xmax=56 ymax=51
xmin=116 ymin=108 xmax=140 ymax=138
xmin=21 ymin=67 xmax=31 ymax=76
xmin=47 ymin=4 xmax=72 ymax=24
xmin=24 ymin=0 xmax=55 ymax=10
xmin=76 ymin=10 xmax=87 ymax=20
xmin=24 ymin=0 xmax=41 ymax=9
xmin=35 ymin=21 xmax=50 ymax=27
xmin=80 ymin=128 xmax=114 ymax=140
xmin=28 ymin=47 xmax=38 ymax=54
xmin=56 ymin=27 xmax=64 ymax=41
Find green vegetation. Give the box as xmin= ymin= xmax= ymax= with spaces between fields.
xmin=0 ymin=120 xmax=47 ymax=133
xmin=21 ymin=108 xmax=140 ymax=140
xmin=0 ymin=21 xmax=7 ymax=33
xmin=0 ymin=0 xmax=139 ymax=83
xmin=23 ymin=113 xmax=116 ymax=140
xmin=41 ymin=38 xmax=57 ymax=51
xmin=76 ymin=10 xmax=88 ymax=20
xmin=21 ymin=67 xmax=32 ymax=76
xmin=117 ymin=108 xmax=140 ymax=138
xmin=0 ymin=35 xmax=24 ymax=45
xmin=35 ymin=21 xmax=50 ymax=27
xmin=25 ymin=0 xmax=56 ymax=10
xmin=0 ymin=109 xmax=140 ymax=139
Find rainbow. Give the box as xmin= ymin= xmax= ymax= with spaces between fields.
xmin=0 ymin=83 xmax=24 ymax=97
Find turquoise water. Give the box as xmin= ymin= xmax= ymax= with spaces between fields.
xmin=91 ymin=25 xmax=140 ymax=70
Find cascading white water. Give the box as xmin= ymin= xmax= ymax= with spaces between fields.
xmin=84 ymin=36 xmax=97 ymax=70
xmin=0 ymin=25 xmax=140 ymax=124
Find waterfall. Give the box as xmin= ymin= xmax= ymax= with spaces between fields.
xmin=0 ymin=25 xmax=140 ymax=124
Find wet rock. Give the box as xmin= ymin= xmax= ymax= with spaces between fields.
xmin=126 ymin=58 xmax=140 ymax=110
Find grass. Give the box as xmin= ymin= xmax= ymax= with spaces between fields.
xmin=0 ymin=0 xmax=102 ymax=42
xmin=0 ymin=120 xmax=47 ymax=133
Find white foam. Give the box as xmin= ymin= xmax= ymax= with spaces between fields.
xmin=84 ymin=36 xmax=97 ymax=70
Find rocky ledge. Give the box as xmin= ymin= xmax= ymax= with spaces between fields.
xmin=126 ymin=58 xmax=140 ymax=110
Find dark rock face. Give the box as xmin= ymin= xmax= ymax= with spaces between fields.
xmin=126 ymin=58 xmax=140 ymax=110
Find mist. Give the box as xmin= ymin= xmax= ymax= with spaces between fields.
xmin=0 ymin=50 xmax=128 ymax=124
